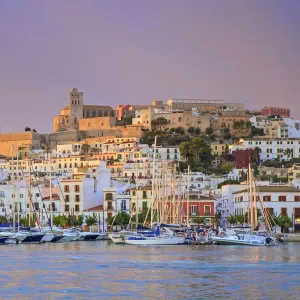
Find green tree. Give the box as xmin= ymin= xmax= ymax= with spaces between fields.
xmin=221 ymin=163 xmax=233 ymax=174
xmin=187 ymin=127 xmax=194 ymax=134
xmin=227 ymin=214 xmax=237 ymax=225
xmin=81 ymin=143 xmax=90 ymax=154
xmin=25 ymin=127 xmax=31 ymax=131
xmin=191 ymin=216 xmax=206 ymax=225
xmin=0 ymin=215 xmax=8 ymax=224
xmin=217 ymin=179 xmax=240 ymax=189
xmin=85 ymin=213 xmax=98 ymax=226
xmin=284 ymin=148 xmax=294 ymax=162
xmin=224 ymin=132 xmax=232 ymax=140
xmin=108 ymin=212 xmax=131 ymax=229
xmin=274 ymin=214 xmax=292 ymax=233
xmin=194 ymin=127 xmax=201 ymax=135
xmin=205 ymin=127 xmax=213 ymax=135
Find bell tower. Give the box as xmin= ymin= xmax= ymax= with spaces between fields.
xmin=68 ymin=88 xmax=83 ymax=129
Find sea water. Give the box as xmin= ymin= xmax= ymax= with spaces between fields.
xmin=0 ymin=241 xmax=299 ymax=299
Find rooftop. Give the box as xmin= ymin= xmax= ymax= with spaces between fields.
xmin=233 ymin=186 xmax=300 ymax=194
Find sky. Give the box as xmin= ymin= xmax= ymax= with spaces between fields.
xmin=0 ymin=0 xmax=299 ymax=133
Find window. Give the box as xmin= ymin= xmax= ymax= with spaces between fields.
xmin=33 ymin=203 xmax=39 ymax=210
xmin=121 ymin=200 xmax=126 ymax=211
xmin=64 ymin=185 xmax=69 ymax=193
xmin=281 ymin=207 xmax=287 ymax=216
xmin=142 ymin=191 xmax=147 ymax=199
xmin=0 ymin=191 xmax=5 ymax=197
xmin=190 ymin=205 xmax=197 ymax=216
xmin=263 ymin=196 xmax=271 ymax=202
xmin=75 ymin=195 xmax=80 ymax=202
xmin=142 ymin=201 xmax=148 ymax=211
xmin=36 ymin=193 xmax=40 ymax=197
xmin=107 ymin=202 xmax=113 ymax=209
xmin=65 ymin=205 xmax=69 ymax=212
xmin=105 ymin=193 xmax=113 ymax=200
xmin=279 ymin=196 xmax=286 ymax=202
xmin=295 ymin=196 xmax=300 ymax=202
xmin=204 ymin=206 xmax=211 ymax=216
xmin=65 ymin=195 xmax=70 ymax=202
xmin=75 ymin=185 xmax=80 ymax=192
xmin=132 ymin=191 xmax=136 ymax=196
xmin=75 ymin=204 xmax=80 ymax=212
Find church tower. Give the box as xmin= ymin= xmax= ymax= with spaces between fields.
xmin=68 ymin=88 xmax=83 ymax=129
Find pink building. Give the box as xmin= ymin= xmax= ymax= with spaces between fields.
xmin=116 ymin=104 xmax=132 ymax=120
xmin=262 ymin=106 xmax=290 ymax=117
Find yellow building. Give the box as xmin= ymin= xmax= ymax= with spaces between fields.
xmin=211 ymin=142 xmax=232 ymax=156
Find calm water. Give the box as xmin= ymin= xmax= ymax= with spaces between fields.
xmin=0 ymin=241 xmax=300 ymax=299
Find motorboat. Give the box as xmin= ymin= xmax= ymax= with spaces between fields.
xmin=212 ymin=231 xmax=276 ymax=246
xmin=13 ymin=229 xmax=44 ymax=243
xmin=125 ymin=226 xmax=185 ymax=245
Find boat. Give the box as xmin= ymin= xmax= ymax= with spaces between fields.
xmin=109 ymin=231 xmax=135 ymax=244
xmin=125 ymin=226 xmax=184 ymax=245
xmin=191 ymin=240 xmax=213 ymax=245
xmin=212 ymin=231 xmax=276 ymax=246
xmin=13 ymin=229 xmax=45 ymax=243
xmin=96 ymin=233 xmax=110 ymax=240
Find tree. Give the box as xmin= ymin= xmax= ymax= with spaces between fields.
xmin=151 ymin=117 xmax=169 ymax=130
xmin=205 ymin=127 xmax=213 ymax=135
xmin=217 ymin=179 xmax=240 ymax=189
xmin=32 ymin=129 xmax=37 ymax=132
xmin=191 ymin=216 xmax=206 ymax=225
xmin=108 ymin=211 xmax=130 ymax=229
xmin=284 ymin=148 xmax=294 ymax=162
xmin=187 ymin=127 xmax=194 ymax=134
xmin=25 ymin=127 xmax=31 ymax=131
xmin=221 ymin=163 xmax=233 ymax=174
xmin=227 ymin=214 xmax=237 ymax=225
xmin=274 ymin=214 xmax=292 ymax=233
xmin=81 ymin=143 xmax=90 ymax=154
xmin=85 ymin=214 xmax=98 ymax=226
xmin=224 ymin=132 xmax=232 ymax=140
xmin=74 ymin=214 xmax=84 ymax=226
xmin=123 ymin=115 xmax=133 ymax=125
xmin=194 ymin=127 xmax=201 ymax=135
xmin=0 ymin=215 xmax=8 ymax=224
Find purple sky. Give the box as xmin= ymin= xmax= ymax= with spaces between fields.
xmin=0 ymin=0 xmax=300 ymax=133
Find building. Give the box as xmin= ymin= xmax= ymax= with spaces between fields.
xmin=116 ymin=104 xmax=132 ymax=120
xmin=54 ymin=88 xmax=115 ymax=133
xmin=218 ymin=184 xmax=248 ymax=218
xmin=231 ymin=148 xmax=259 ymax=169
xmin=0 ymin=131 xmax=41 ymax=158
xmin=288 ymin=164 xmax=300 ymax=181
xmin=211 ymin=142 xmax=232 ymax=156
xmin=231 ymin=138 xmax=300 ymax=162
xmin=167 ymin=98 xmax=244 ymax=112
xmin=233 ymin=186 xmax=300 ymax=232
xmin=265 ymin=118 xmax=300 ymax=139
xmin=217 ymin=111 xmax=251 ymax=136
xmin=249 ymin=115 xmax=268 ymax=129
xmin=262 ymin=106 xmax=290 ymax=117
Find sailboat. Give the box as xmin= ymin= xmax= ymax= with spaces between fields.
xmin=212 ymin=164 xmax=276 ymax=246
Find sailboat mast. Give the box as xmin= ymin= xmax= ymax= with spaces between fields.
xmin=12 ymin=145 xmax=15 ymax=233
xmin=49 ymin=152 xmax=53 ymax=228
xmin=17 ymin=149 xmax=20 ymax=231
xmin=150 ymin=136 xmax=157 ymax=227
xmin=248 ymin=164 xmax=254 ymax=229
xmin=187 ymin=165 xmax=190 ymax=227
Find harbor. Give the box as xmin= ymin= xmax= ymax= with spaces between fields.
xmin=1 ymin=241 xmax=300 ymax=299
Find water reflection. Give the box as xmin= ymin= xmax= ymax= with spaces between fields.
xmin=0 ymin=242 xmax=300 ymax=299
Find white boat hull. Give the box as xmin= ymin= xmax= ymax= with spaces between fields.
xmin=125 ymin=237 xmax=184 ymax=245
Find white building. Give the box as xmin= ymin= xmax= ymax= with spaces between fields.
xmin=233 ymin=186 xmax=300 ymax=232
xmin=231 ymin=138 xmax=300 ymax=161
xmin=249 ymin=115 xmax=269 ymax=129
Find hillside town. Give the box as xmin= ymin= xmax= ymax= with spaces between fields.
xmin=0 ymin=88 xmax=299 ymax=233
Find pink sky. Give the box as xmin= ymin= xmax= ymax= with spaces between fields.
xmin=0 ymin=0 xmax=299 ymax=132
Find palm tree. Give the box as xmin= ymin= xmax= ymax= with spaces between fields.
xmin=284 ymin=148 xmax=294 ymax=162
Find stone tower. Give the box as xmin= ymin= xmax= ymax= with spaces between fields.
xmin=68 ymin=88 xmax=83 ymax=130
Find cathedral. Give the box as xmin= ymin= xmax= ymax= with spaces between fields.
xmin=53 ymin=88 xmax=115 ymax=133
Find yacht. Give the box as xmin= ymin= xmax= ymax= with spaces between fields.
xmin=13 ymin=229 xmax=44 ymax=243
